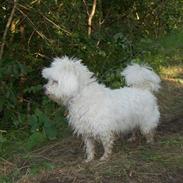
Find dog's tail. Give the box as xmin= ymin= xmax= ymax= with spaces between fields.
xmin=121 ymin=64 xmax=161 ymax=92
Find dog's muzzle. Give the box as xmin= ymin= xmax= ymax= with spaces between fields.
xmin=43 ymin=85 xmax=48 ymax=95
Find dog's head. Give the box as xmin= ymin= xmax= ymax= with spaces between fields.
xmin=42 ymin=56 xmax=94 ymax=105
xmin=42 ymin=56 xmax=80 ymax=104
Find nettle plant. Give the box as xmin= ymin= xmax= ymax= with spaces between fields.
xmin=0 ymin=58 xmax=67 ymax=146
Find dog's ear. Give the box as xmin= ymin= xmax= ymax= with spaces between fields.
xmin=42 ymin=67 xmax=50 ymax=79
xmin=42 ymin=67 xmax=60 ymax=81
xmin=61 ymin=72 xmax=79 ymax=96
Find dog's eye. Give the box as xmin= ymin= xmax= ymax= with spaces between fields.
xmin=52 ymin=80 xmax=58 ymax=84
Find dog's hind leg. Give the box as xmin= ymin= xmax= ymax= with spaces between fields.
xmin=100 ymin=135 xmax=114 ymax=161
xmin=84 ymin=137 xmax=95 ymax=162
xmin=144 ymin=130 xmax=155 ymax=144
xmin=127 ymin=129 xmax=138 ymax=143
xmin=140 ymin=128 xmax=155 ymax=144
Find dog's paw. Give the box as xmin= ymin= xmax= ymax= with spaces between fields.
xmin=146 ymin=139 xmax=154 ymax=145
xmin=84 ymin=158 xmax=94 ymax=163
xmin=127 ymin=136 xmax=137 ymax=143
xmin=99 ymin=156 xmax=109 ymax=161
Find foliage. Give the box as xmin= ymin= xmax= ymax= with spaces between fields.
xmin=0 ymin=0 xmax=183 ymax=152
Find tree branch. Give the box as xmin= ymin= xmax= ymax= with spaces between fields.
xmin=82 ymin=0 xmax=89 ymax=16
xmin=87 ymin=0 xmax=97 ymax=36
xmin=0 ymin=0 xmax=17 ymax=60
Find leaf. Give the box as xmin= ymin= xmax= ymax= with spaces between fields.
xmin=36 ymin=110 xmax=58 ymax=140
xmin=28 ymin=114 xmax=39 ymax=133
xmin=43 ymin=119 xmax=58 ymax=140
xmin=26 ymin=132 xmax=46 ymax=150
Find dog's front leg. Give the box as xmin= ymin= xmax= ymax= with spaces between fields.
xmin=84 ymin=136 xmax=95 ymax=162
xmin=100 ymin=135 xmax=114 ymax=161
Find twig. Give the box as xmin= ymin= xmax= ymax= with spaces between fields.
xmin=16 ymin=7 xmax=51 ymax=43
xmin=0 ymin=157 xmax=14 ymax=166
xmin=87 ymin=0 xmax=97 ymax=36
xmin=27 ymin=154 xmax=55 ymax=162
xmin=0 ymin=0 xmax=17 ymax=60
xmin=40 ymin=14 xmax=71 ymax=36
xmin=18 ymin=165 xmax=31 ymax=171
xmin=18 ymin=3 xmax=72 ymax=36
xmin=0 ymin=130 xmax=7 ymax=133
xmin=31 ymin=142 xmax=61 ymax=154
xmin=82 ymin=0 xmax=89 ymax=16
xmin=34 ymin=52 xmax=50 ymax=59
xmin=136 ymin=172 xmax=162 ymax=176
xmin=28 ymin=30 xmax=36 ymax=48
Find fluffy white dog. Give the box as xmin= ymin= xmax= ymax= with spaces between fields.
xmin=42 ymin=56 xmax=161 ymax=162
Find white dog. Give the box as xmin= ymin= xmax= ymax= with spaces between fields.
xmin=42 ymin=56 xmax=160 ymax=162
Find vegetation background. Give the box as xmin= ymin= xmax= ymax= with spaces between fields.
xmin=0 ymin=0 xmax=183 ymax=182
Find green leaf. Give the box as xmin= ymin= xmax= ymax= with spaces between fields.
xmin=43 ymin=119 xmax=58 ymax=140
xmin=28 ymin=114 xmax=39 ymax=133
xmin=26 ymin=132 xmax=46 ymax=150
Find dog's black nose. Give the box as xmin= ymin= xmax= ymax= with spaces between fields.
xmin=43 ymin=86 xmax=47 ymax=93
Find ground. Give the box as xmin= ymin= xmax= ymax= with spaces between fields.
xmin=0 ymin=65 xmax=183 ymax=183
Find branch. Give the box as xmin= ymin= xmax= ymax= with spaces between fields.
xmin=87 ymin=0 xmax=97 ymax=36
xmin=82 ymin=0 xmax=89 ymax=16
xmin=0 ymin=0 xmax=17 ymax=60
xmin=16 ymin=7 xmax=51 ymax=43
xmin=18 ymin=3 xmax=72 ymax=36
xmin=0 ymin=130 xmax=7 ymax=133
xmin=40 ymin=13 xmax=71 ymax=36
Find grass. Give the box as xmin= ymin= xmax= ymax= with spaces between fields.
xmin=0 ymin=63 xmax=183 ymax=183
